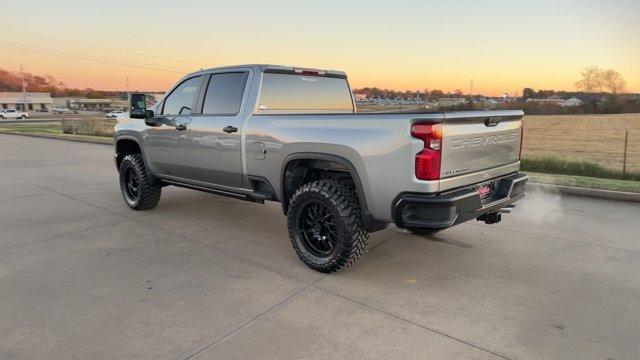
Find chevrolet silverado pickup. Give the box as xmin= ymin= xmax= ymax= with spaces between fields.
xmin=114 ymin=64 xmax=527 ymax=272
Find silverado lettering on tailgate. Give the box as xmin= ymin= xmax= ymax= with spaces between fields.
xmin=450 ymin=132 xmax=518 ymax=150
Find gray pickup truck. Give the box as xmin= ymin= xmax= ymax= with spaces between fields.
xmin=115 ymin=64 xmax=527 ymax=272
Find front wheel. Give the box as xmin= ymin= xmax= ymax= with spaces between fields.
xmin=287 ymin=180 xmax=369 ymax=273
xmin=118 ymin=154 xmax=161 ymax=210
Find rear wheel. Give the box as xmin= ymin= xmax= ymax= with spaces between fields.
xmin=119 ymin=154 xmax=161 ymax=210
xmin=287 ymin=180 xmax=368 ymax=273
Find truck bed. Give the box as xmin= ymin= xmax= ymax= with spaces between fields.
xmin=244 ymin=110 xmax=523 ymax=222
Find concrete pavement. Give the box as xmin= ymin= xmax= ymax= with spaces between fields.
xmin=0 ymin=134 xmax=638 ymax=360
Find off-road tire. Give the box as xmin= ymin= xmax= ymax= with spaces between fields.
xmin=406 ymin=227 xmax=444 ymax=235
xmin=119 ymin=154 xmax=161 ymax=210
xmin=287 ymin=180 xmax=369 ymax=273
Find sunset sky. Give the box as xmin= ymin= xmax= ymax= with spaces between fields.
xmin=1 ymin=0 xmax=638 ymax=95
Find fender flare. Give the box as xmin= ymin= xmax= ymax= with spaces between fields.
xmin=115 ymin=135 xmax=160 ymax=185
xmin=280 ymin=152 xmax=386 ymax=232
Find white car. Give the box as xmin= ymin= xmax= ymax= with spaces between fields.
xmin=106 ymin=110 xmax=128 ymax=118
xmin=0 ymin=109 xmax=29 ymax=119
xmin=51 ymin=106 xmax=72 ymax=114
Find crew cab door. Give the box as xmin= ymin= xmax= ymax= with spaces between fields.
xmin=144 ymin=75 xmax=203 ymax=178
xmin=185 ymin=71 xmax=249 ymax=187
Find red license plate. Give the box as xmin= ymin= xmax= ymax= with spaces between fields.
xmin=478 ymin=184 xmax=492 ymax=198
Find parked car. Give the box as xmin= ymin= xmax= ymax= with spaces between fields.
xmin=0 ymin=109 xmax=29 ymax=119
xmin=115 ymin=64 xmax=527 ymax=273
xmin=106 ymin=110 xmax=127 ymax=118
xmin=51 ymin=106 xmax=72 ymax=114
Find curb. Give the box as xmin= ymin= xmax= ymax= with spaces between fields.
xmin=527 ymin=182 xmax=640 ymax=203
xmin=0 ymin=131 xmax=113 ymax=145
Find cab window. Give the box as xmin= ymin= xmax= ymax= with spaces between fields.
xmin=202 ymin=72 xmax=248 ymax=115
xmin=161 ymin=76 xmax=202 ymax=115
xmin=259 ymin=73 xmax=353 ymax=111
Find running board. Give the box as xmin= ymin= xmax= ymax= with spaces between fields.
xmin=162 ymin=180 xmax=268 ymax=204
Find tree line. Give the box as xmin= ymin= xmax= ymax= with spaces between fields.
xmin=353 ymin=87 xmax=463 ymax=100
xmin=0 ymin=67 xmax=123 ymax=98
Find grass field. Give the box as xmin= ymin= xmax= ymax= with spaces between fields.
xmin=522 ymin=113 xmax=640 ymax=176
xmin=0 ymin=123 xmax=113 ymax=143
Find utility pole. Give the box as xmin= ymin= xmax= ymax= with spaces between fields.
xmin=126 ymin=77 xmax=130 ymax=100
xmin=19 ymin=65 xmax=27 ymax=111
xmin=469 ymin=79 xmax=474 ymax=95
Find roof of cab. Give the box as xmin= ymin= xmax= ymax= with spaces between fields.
xmin=184 ymin=64 xmax=346 ymax=78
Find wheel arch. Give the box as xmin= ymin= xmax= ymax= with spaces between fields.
xmin=115 ymin=136 xmax=160 ymax=185
xmin=280 ymin=152 xmax=386 ymax=232
xmin=115 ymin=136 xmax=142 ymax=168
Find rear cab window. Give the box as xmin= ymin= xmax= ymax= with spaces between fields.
xmin=202 ymin=72 xmax=248 ymax=115
xmin=258 ymin=73 xmax=354 ymax=113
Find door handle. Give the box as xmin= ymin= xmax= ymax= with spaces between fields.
xmin=223 ymin=126 xmax=238 ymax=133
xmin=175 ymin=124 xmax=187 ymax=131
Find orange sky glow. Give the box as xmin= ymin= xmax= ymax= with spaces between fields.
xmin=1 ymin=0 xmax=638 ymax=96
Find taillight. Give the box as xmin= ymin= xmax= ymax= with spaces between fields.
xmin=411 ymin=123 xmax=442 ymax=180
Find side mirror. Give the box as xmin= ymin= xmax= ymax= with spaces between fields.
xmin=130 ymin=93 xmax=148 ymax=119
xmin=144 ymin=111 xmax=160 ymax=127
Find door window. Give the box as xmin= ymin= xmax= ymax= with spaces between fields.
xmin=161 ymin=76 xmax=202 ymax=115
xmin=202 ymin=72 xmax=248 ymax=115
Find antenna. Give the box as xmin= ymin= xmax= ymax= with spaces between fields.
xmin=469 ymin=79 xmax=474 ymax=95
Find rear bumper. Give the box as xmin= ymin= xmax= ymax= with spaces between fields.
xmin=392 ymin=172 xmax=527 ymax=229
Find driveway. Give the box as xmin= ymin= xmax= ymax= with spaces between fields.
xmin=0 ymin=134 xmax=638 ymax=360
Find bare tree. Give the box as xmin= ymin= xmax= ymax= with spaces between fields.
xmin=575 ymin=66 xmax=603 ymax=92
xmin=599 ymin=69 xmax=627 ymax=95
xmin=575 ymin=66 xmax=627 ymax=95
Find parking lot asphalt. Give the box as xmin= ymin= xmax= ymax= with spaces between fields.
xmin=1 ymin=133 xmax=639 ymax=360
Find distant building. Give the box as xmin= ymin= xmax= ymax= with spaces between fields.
xmin=0 ymin=92 xmax=53 ymax=111
xmin=436 ymin=97 xmax=466 ymax=107
xmin=525 ymin=95 xmax=565 ymax=105
xmin=52 ymin=97 xmax=113 ymax=111
xmin=561 ymin=97 xmax=584 ymax=107
xmin=70 ymin=98 xmax=113 ymax=110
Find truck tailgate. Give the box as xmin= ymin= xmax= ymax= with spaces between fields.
xmin=440 ymin=111 xmax=523 ymax=178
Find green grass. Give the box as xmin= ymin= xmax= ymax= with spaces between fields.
xmin=0 ymin=124 xmax=113 ymax=143
xmin=0 ymin=124 xmax=63 ymax=135
xmin=525 ymin=172 xmax=640 ymax=193
xmin=521 ymin=156 xmax=640 ymax=181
